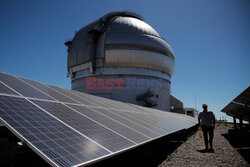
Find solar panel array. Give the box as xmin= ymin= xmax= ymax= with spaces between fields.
xmin=0 ymin=72 xmax=197 ymax=167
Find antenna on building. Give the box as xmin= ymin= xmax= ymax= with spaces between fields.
xmin=195 ymin=96 xmax=198 ymax=112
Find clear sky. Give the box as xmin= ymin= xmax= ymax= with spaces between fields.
xmin=0 ymin=0 xmax=249 ymax=122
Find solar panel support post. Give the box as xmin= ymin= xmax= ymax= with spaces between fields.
xmin=233 ymin=117 xmax=237 ymax=130
xmin=239 ymin=118 xmax=243 ymax=130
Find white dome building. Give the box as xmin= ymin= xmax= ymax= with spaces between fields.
xmin=66 ymin=11 xmax=175 ymax=111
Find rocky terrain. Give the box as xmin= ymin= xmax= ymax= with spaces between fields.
xmin=159 ymin=125 xmax=249 ymax=167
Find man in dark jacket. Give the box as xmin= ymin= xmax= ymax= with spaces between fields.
xmin=198 ymin=104 xmax=216 ymax=151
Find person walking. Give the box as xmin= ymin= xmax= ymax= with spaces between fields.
xmin=198 ymin=104 xmax=216 ymax=151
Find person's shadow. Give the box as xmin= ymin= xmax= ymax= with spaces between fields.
xmin=196 ymin=149 xmax=215 ymax=153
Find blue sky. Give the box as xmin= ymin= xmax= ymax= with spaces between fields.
xmin=0 ymin=0 xmax=249 ymax=121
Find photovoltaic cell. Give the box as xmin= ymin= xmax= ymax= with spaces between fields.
xmin=0 ymin=95 xmax=109 ymax=167
xmin=46 ymin=85 xmax=100 ymax=107
xmin=94 ymin=96 xmax=144 ymax=111
xmin=0 ymin=72 xmax=198 ymax=167
xmin=19 ymin=77 xmax=80 ymax=104
xmin=69 ymin=89 xmax=121 ymax=109
xmin=0 ymin=81 xmax=19 ymax=95
xmin=0 ymin=72 xmax=53 ymax=100
xmin=68 ymin=104 xmax=150 ymax=143
xmin=32 ymin=100 xmax=135 ymax=152
xmin=74 ymin=92 xmax=121 ymax=109
xmin=92 ymin=107 xmax=168 ymax=134
xmin=128 ymin=104 xmax=197 ymax=126
xmin=90 ymin=107 xmax=160 ymax=138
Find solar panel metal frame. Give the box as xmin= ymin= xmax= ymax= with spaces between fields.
xmin=0 ymin=72 xmax=198 ymax=167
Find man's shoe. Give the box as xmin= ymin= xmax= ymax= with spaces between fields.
xmin=209 ymin=148 xmax=214 ymax=152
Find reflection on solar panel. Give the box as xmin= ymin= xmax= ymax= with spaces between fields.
xmin=0 ymin=72 xmax=198 ymax=167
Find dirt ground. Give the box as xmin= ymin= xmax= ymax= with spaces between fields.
xmin=159 ymin=124 xmax=249 ymax=167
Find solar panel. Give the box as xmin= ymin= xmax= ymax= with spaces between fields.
xmin=0 ymin=95 xmax=109 ymax=167
xmin=221 ymin=86 xmax=250 ymax=121
xmin=0 ymin=72 xmax=198 ymax=166
xmin=233 ymin=86 xmax=250 ymax=105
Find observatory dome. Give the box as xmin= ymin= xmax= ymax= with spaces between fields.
xmin=67 ymin=11 xmax=174 ymax=77
xmin=66 ymin=11 xmax=175 ymax=111
xmin=102 ymin=15 xmax=160 ymax=37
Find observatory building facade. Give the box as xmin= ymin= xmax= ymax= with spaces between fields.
xmin=66 ymin=12 xmax=175 ymax=111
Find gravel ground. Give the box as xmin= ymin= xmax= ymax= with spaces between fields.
xmin=159 ymin=125 xmax=249 ymax=167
